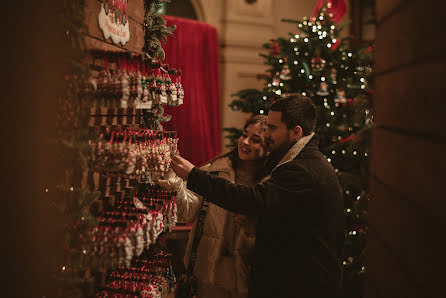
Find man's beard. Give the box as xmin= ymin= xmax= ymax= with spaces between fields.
xmin=264 ymin=137 xmax=296 ymax=173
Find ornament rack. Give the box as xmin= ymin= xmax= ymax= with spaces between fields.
xmin=72 ymin=49 xmax=185 ymax=297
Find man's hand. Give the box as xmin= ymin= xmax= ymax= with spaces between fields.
xmin=170 ymin=155 xmax=195 ymax=180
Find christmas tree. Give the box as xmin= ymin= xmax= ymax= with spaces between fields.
xmin=224 ymin=3 xmax=373 ymax=297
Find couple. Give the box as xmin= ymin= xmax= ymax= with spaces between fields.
xmin=163 ymin=94 xmax=344 ymax=298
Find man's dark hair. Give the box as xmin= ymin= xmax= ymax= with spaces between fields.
xmin=270 ymin=94 xmax=317 ymax=135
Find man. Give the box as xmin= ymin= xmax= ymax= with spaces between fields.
xmin=171 ymin=94 xmax=345 ymax=298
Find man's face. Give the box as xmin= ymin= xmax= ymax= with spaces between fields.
xmin=265 ymin=111 xmax=295 ymax=153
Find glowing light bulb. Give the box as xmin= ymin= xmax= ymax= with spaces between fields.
xmin=327 ymin=158 xmax=331 ymax=162
xmin=295 ymin=34 xmax=300 ymax=39
xmin=332 ymin=39 xmax=337 ymax=43
xmin=331 ymin=25 xmax=335 ymax=30
xmin=342 ymin=150 xmax=346 ymax=154
xmin=275 ymin=89 xmax=282 ymax=95
xmin=326 ymin=123 xmax=330 ymax=127
xmin=321 ymin=77 xmax=325 ymax=81
xmin=260 ymin=110 xmax=264 ymax=114
xmin=347 ymin=208 xmax=351 ymax=212
xmin=348 ymin=52 xmax=352 ymax=57
xmin=330 ymin=111 xmax=335 ymax=116
xmin=294 ymin=60 xmax=298 ymax=65
xmin=302 ymin=92 xmax=307 ymax=96
xmin=279 ymin=59 xmax=283 ymax=63
xmin=304 ymin=38 xmax=309 ymax=42
xmin=327 ymin=43 xmax=332 ymax=48
xmin=332 ymin=150 xmax=336 ymax=154
xmin=309 ymin=75 xmax=313 ymax=79
xmin=263 ymin=96 xmax=267 ymax=100
xmin=301 ymin=69 xmax=305 ymax=73
xmin=279 ymin=82 xmax=284 ymax=86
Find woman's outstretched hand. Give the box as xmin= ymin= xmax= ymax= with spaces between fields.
xmin=170 ymin=155 xmax=195 ymax=180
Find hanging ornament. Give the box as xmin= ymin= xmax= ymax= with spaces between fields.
xmin=334 ymin=89 xmax=347 ymax=103
xmin=269 ymin=41 xmax=280 ymax=56
xmin=311 ymin=56 xmax=325 ymax=71
xmin=279 ymin=64 xmax=292 ymax=80
xmin=330 ymin=68 xmax=337 ymax=81
xmin=316 ymin=82 xmax=329 ymax=96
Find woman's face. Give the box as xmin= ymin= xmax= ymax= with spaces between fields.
xmin=237 ymin=122 xmax=266 ymax=161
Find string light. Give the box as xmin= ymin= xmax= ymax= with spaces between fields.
xmin=330 ymin=111 xmax=335 ymax=116
xmin=360 ymin=78 xmax=365 ymax=82
xmin=295 ymin=34 xmax=300 ymax=39
xmin=342 ymin=150 xmax=346 ymax=154
xmin=346 ymin=190 xmax=350 ymax=195
xmin=70 ymin=187 xmax=74 ymax=191
xmin=302 ymin=92 xmax=307 ymax=96
xmin=365 ymin=152 xmax=368 ymax=157
xmin=352 ymin=231 xmax=357 ymax=235
xmin=326 ymin=123 xmax=330 ymax=127
xmin=278 ymin=59 xmax=283 ymax=63
xmin=353 ymin=151 xmax=357 ymax=155
xmin=321 ymin=77 xmax=326 ymax=81
xmin=294 ymin=47 xmax=298 ymax=51
xmin=335 ymin=169 xmax=339 ymax=173
xmin=263 ymin=96 xmax=267 ymax=100
xmin=338 ymin=136 xmax=342 ymax=140
xmin=332 ymin=39 xmax=337 ymax=43
xmin=298 ymin=23 xmax=303 ymax=28
xmin=260 ymin=110 xmax=264 ymax=114
xmin=327 ymin=158 xmax=331 ymax=162
xmin=309 ymin=75 xmax=313 ymax=79
xmin=294 ymin=60 xmax=298 ymax=65
xmin=301 ymin=69 xmax=305 ymax=73
xmin=327 ymin=43 xmax=332 ymax=48
xmin=290 ymin=38 xmax=296 ymax=42
xmin=45 ymin=189 xmax=49 ymax=192
xmin=317 ymin=25 xmax=322 ymax=29
xmin=348 ymin=52 xmax=352 ymax=57
xmin=275 ymin=89 xmax=281 ymax=95
xmin=347 ymin=208 xmax=351 ymax=213
xmin=319 ymin=16 xmax=323 ymax=20
xmin=82 ymin=250 xmax=87 ymax=254
xmin=332 ymin=150 xmax=336 ymax=154
xmin=357 ymin=196 xmax=361 ymax=200
xmin=268 ymin=83 xmax=272 ymax=87
xmin=330 ymin=25 xmax=335 ymax=30
xmin=62 ymin=266 xmax=66 ymax=271
xmin=279 ymin=82 xmax=284 ymax=86
xmin=304 ymin=38 xmax=309 ymax=42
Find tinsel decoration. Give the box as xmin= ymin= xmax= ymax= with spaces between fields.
xmin=143 ymin=0 xmax=176 ymax=61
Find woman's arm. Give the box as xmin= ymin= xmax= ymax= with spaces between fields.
xmin=157 ymin=169 xmax=205 ymax=223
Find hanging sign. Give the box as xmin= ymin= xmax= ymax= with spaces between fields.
xmin=98 ymin=0 xmax=130 ymax=45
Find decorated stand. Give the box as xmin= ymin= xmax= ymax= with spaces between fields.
xmin=51 ymin=0 xmax=185 ymax=296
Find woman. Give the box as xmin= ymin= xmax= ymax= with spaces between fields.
xmin=159 ymin=115 xmax=267 ymax=298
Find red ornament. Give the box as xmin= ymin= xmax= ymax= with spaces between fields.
xmin=269 ymin=42 xmax=280 ymax=56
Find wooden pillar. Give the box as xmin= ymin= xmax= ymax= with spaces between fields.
xmin=367 ymin=1 xmax=446 ymax=297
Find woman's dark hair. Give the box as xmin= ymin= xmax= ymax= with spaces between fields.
xmin=270 ymin=94 xmax=317 ymax=136
xmin=243 ymin=114 xmax=267 ymax=130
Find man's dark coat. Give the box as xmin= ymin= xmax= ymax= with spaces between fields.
xmin=187 ymin=135 xmax=345 ymax=298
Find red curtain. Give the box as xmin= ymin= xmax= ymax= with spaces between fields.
xmin=162 ymin=16 xmax=221 ymax=167
xmin=312 ymin=0 xmax=347 ymax=24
